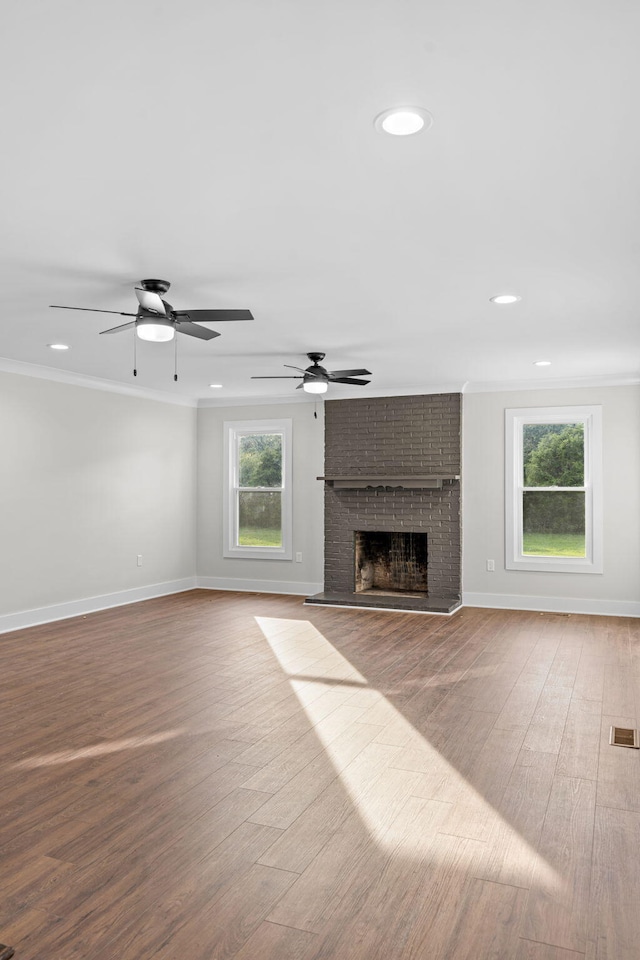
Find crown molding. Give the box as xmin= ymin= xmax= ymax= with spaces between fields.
xmin=198 ymin=382 xmax=466 ymax=406
xmin=337 ymin=381 xmax=466 ymax=399
xmin=3 ymin=355 xmax=636 ymax=407
xmin=198 ymin=391 xmax=316 ymax=407
xmin=463 ymin=373 xmax=640 ymax=393
xmin=0 ymin=356 xmax=198 ymax=407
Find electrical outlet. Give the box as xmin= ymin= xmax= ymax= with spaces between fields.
xmin=486 ymin=559 xmax=495 ymax=572
xmin=137 ymin=555 xmax=143 ymax=567
xmin=295 ymin=552 xmax=303 ymax=563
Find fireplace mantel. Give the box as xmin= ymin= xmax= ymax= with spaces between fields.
xmin=318 ymin=475 xmax=460 ymax=490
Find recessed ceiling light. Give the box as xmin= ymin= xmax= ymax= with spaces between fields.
xmin=533 ymin=360 xmax=552 ymax=366
xmin=374 ymin=106 xmax=433 ymax=136
xmin=47 ymin=343 xmax=70 ymax=350
xmin=209 ymin=383 xmax=223 ymax=389
xmin=490 ymin=294 xmax=521 ymax=304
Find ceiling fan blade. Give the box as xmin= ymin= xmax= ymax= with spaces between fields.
xmin=99 ymin=321 xmax=137 ymax=335
xmin=173 ymin=309 xmax=253 ymax=322
xmin=135 ymin=288 xmax=166 ymax=315
xmin=283 ymin=364 xmax=308 ymax=374
xmin=50 ymin=305 xmax=138 ymax=317
xmin=328 ymin=368 xmax=372 ymax=378
xmin=330 ymin=377 xmax=371 ymax=385
xmin=174 ymin=322 xmax=220 ymax=340
xmin=251 ymin=376 xmax=303 ymax=380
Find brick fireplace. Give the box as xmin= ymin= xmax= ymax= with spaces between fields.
xmin=306 ymin=393 xmax=462 ymax=614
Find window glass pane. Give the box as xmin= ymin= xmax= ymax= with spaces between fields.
xmin=523 ymin=422 xmax=584 ymax=487
xmin=238 ymin=433 xmax=282 ymax=487
xmin=522 ymin=490 xmax=586 ymax=557
xmin=238 ymin=491 xmax=282 ymax=547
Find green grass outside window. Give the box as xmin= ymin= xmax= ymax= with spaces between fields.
xmin=239 ymin=527 xmax=282 ymax=547
xmin=522 ymin=532 xmax=585 ymax=557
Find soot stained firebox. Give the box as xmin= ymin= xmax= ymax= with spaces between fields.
xmin=355 ymin=531 xmax=428 ymax=597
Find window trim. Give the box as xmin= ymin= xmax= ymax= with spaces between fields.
xmin=223 ymin=418 xmax=293 ymax=561
xmin=505 ymin=405 xmax=603 ymax=574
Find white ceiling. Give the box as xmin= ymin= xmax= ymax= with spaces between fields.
xmin=2 ymin=0 xmax=639 ymax=403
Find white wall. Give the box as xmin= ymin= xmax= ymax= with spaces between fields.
xmin=462 ymin=384 xmax=640 ymax=615
xmin=197 ymin=400 xmax=324 ymax=595
xmin=0 ymin=371 xmax=198 ymax=627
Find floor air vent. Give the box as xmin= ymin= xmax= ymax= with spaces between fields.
xmin=609 ymin=726 xmax=640 ymax=748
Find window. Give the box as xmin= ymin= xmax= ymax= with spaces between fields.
xmin=223 ymin=419 xmax=292 ymax=560
xmin=505 ymin=406 xmax=602 ymax=573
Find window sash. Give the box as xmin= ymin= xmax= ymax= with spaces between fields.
xmin=235 ymin=430 xmax=284 ymax=491
xmin=505 ymin=406 xmax=602 ymax=574
xmin=224 ymin=419 xmax=293 ymax=560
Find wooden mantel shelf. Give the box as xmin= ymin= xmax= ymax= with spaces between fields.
xmin=317 ymin=475 xmax=460 ymax=490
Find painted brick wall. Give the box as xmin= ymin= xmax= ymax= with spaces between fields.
xmin=323 ymin=393 xmax=462 ymax=599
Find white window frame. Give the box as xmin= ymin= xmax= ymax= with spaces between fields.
xmin=505 ymin=405 xmax=603 ymax=574
xmin=223 ymin=419 xmax=293 ymax=560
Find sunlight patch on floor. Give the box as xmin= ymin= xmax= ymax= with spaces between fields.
xmin=255 ymin=616 xmax=561 ymax=892
xmin=13 ymin=728 xmax=186 ymax=769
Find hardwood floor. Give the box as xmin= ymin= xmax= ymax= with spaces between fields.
xmin=1 ymin=591 xmax=639 ymax=959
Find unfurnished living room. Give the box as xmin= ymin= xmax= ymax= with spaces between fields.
xmin=1 ymin=2 xmax=639 ymax=959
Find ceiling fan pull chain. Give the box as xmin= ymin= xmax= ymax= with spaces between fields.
xmin=174 ymin=334 xmax=178 ymax=382
xmin=133 ymin=329 xmax=137 ymax=377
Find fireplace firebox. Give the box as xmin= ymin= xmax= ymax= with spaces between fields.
xmin=355 ymin=531 xmax=428 ymax=596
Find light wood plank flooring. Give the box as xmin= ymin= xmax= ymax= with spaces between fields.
xmin=1 ymin=591 xmax=639 ymax=959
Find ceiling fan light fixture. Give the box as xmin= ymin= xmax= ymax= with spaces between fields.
xmin=374 ymin=106 xmax=433 ymax=136
xmin=303 ymin=379 xmax=328 ymax=394
xmin=136 ymin=319 xmax=175 ymax=342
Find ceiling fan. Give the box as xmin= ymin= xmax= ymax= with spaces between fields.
xmin=252 ymin=352 xmax=371 ymax=394
xmin=50 ymin=278 xmax=253 ymax=343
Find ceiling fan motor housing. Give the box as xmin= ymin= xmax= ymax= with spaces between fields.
xmin=140 ymin=279 xmax=171 ymax=296
xmin=305 ymin=352 xmax=329 ymax=380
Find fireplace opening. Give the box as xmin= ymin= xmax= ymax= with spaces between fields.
xmin=355 ymin=531 xmax=428 ymax=597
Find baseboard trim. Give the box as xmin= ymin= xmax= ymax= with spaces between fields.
xmin=462 ymin=591 xmax=640 ymax=618
xmin=6 ymin=581 xmax=635 ymax=636
xmin=0 ymin=578 xmax=199 ymax=635
xmin=197 ymin=576 xmax=323 ymax=597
